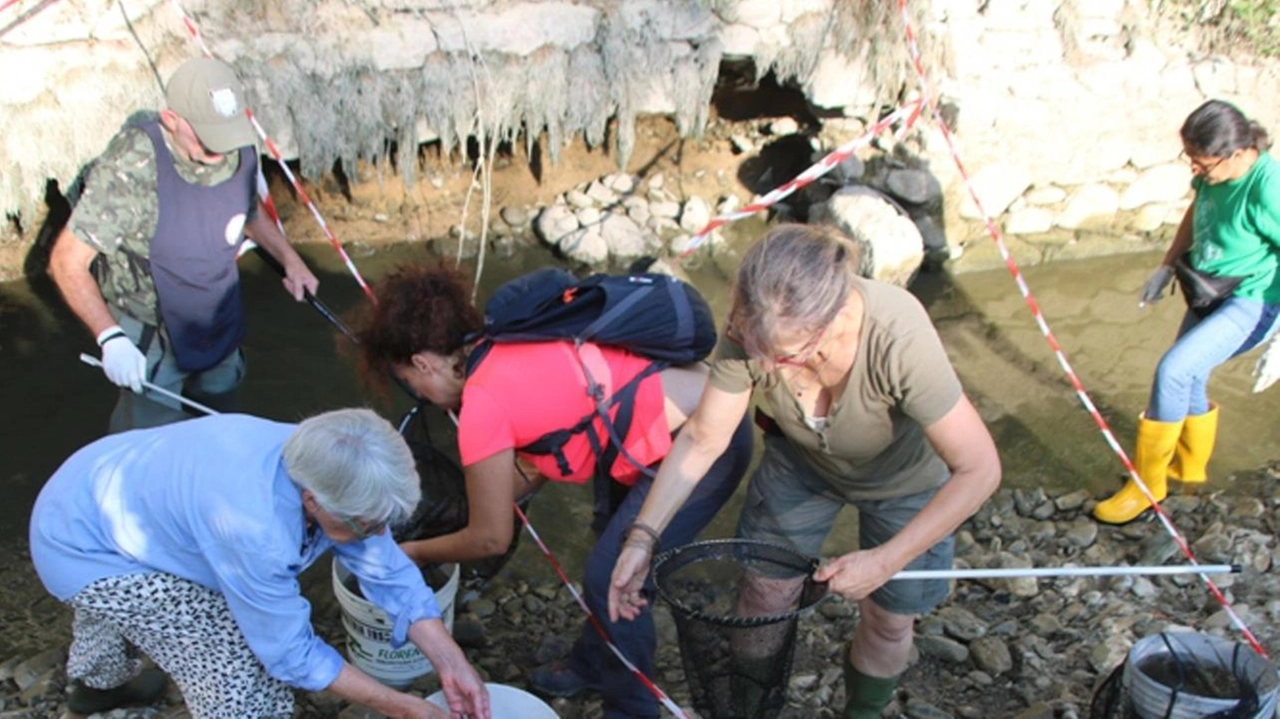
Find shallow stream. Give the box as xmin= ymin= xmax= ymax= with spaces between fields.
xmin=2 ymin=238 xmax=1277 ymax=579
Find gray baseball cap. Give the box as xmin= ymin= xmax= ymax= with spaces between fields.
xmin=164 ymin=58 xmax=256 ymax=154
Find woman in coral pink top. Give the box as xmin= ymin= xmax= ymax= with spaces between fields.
xmin=357 ymin=264 xmax=751 ymax=719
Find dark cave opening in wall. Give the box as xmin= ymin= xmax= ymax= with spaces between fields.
xmin=711 ymin=59 xmax=836 ymax=127
xmin=712 ymin=59 xmax=841 ymax=220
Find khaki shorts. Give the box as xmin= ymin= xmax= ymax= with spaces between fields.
xmin=736 ymin=435 xmax=954 ymax=615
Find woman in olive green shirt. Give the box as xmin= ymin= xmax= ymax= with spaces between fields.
xmin=607 ymin=224 xmax=1001 ymax=719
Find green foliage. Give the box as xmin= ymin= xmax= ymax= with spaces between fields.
xmin=1154 ymin=0 xmax=1280 ymax=57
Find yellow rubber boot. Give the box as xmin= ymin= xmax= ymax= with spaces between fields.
xmin=1167 ymin=403 xmax=1218 ymax=485
xmin=1093 ymin=415 xmax=1184 ymax=524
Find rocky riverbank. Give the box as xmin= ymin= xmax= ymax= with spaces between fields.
xmin=4 ymin=464 xmax=1278 ymax=719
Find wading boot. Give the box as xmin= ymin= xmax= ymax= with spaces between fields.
xmin=1093 ymin=415 xmax=1183 ymax=524
xmin=67 ymin=668 xmax=168 ymax=715
xmin=1167 ymin=403 xmax=1218 ymax=492
xmin=843 ymin=651 xmax=898 ymax=719
xmin=529 ymin=661 xmax=601 ymax=699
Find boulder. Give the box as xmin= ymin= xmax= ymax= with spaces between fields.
xmin=534 ymin=204 xmax=581 ymax=245
xmin=959 ymin=163 xmax=1032 ymax=220
xmin=558 ymin=225 xmax=609 ymax=264
xmin=885 ymin=168 xmax=943 ymax=208
xmin=598 ymin=213 xmax=654 ymax=259
xmin=1057 ymin=184 xmax=1121 ymax=230
xmin=679 ymin=196 xmax=712 ymax=234
xmin=1119 ymin=163 xmax=1192 ymax=210
xmin=810 ymin=186 xmax=924 ymax=287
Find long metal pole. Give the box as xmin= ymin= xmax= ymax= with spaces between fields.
xmin=79 ymin=353 xmax=218 ymax=417
xmin=891 ymin=564 xmax=1239 ymax=581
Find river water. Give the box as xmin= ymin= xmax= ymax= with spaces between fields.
xmin=2 ymin=238 xmax=1277 ymax=579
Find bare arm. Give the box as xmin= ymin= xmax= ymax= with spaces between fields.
xmin=408 ymin=619 xmax=490 ymax=718
xmin=243 ymin=204 xmax=318 ymax=301
xmin=608 ymin=382 xmax=751 ymax=621
xmin=1161 ymin=202 xmax=1195 ymax=267
xmin=48 ymin=226 xmax=116 ymax=337
xmin=814 ymin=395 xmax=1001 ymax=600
xmin=632 ymin=382 xmax=751 ymax=532
xmin=399 ymin=449 xmax=534 ymax=565
xmin=324 ymin=624 xmax=490 ymax=719
xmin=325 ymin=663 xmax=449 ymax=719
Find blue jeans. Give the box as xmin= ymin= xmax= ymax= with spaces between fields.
xmin=569 ymin=416 xmax=753 ymax=719
xmin=1148 ymin=297 xmax=1280 ymax=421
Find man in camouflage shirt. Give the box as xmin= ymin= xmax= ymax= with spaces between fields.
xmin=49 ymin=58 xmax=318 ymax=432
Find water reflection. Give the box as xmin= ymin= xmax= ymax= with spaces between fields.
xmin=2 ymin=242 xmax=1277 ymax=579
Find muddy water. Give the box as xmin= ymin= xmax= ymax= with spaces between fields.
xmin=2 ymin=241 xmax=1277 ymax=580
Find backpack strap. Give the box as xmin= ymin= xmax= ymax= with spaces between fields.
xmin=463 ymin=337 xmax=493 ymax=378
xmin=516 ymin=343 xmax=614 ymax=477
xmin=586 ymin=359 xmax=665 ymax=534
xmin=580 ymin=282 xmax=652 ymax=341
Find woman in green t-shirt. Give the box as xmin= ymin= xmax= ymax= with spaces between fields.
xmin=1094 ymin=100 xmax=1280 ymax=524
xmin=606 ymin=224 xmax=1001 ymax=719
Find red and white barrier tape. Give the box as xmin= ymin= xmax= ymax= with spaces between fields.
xmin=165 ymin=0 xmax=377 ymax=303
xmin=440 ymin=408 xmax=689 ymax=718
xmin=160 ymin=0 xmax=687 ymax=707
xmin=893 ymin=0 xmax=1266 ymax=658
xmin=512 ymin=503 xmax=690 ymax=719
xmin=0 ymin=0 xmax=59 ymax=39
xmin=679 ymin=99 xmax=925 ymax=256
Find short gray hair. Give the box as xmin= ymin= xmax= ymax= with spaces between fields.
xmin=727 ymin=224 xmax=861 ymax=359
xmin=284 ymin=408 xmax=420 ymax=524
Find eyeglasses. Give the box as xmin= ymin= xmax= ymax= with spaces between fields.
xmin=1179 ymin=150 xmax=1227 ymax=175
xmin=340 ymin=515 xmax=388 ymax=541
xmin=771 ymin=327 xmax=827 ymax=368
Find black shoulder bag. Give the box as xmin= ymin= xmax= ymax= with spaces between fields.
xmin=1173 ymin=252 xmax=1249 ymax=318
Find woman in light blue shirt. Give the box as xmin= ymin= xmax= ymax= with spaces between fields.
xmin=30 ymin=408 xmax=490 ymax=719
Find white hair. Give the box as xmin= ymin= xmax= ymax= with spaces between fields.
xmin=283 ymin=408 xmax=420 ymax=523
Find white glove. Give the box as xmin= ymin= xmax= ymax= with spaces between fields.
xmin=97 ymin=325 xmax=146 ymax=393
xmin=1253 ymin=336 xmax=1280 ymax=393
xmin=1138 ymin=265 xmax=1175 ymax=307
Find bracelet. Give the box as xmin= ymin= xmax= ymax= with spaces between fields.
xmin=624 ymin=521 xmax=662 ymax=552
xmin=96 ymin=326 xmax=127 ymax=347
xmin=623 ymin=538 xmax=656 ymax=554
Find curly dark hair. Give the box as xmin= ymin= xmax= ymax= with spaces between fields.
xmin=355 ymin=264 xmax=482 ymax=394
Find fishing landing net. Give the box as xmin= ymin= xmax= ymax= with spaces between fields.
xmin=391 ymin=403 xmax=524 ymax=584
xmin=652 ymin=539 xmax=830 ymax=719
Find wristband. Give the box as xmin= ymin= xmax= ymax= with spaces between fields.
xmin=624 ymin=521 xmax=662 ymax=553
xmin=96 ymin=325 xmax=128 ymax=347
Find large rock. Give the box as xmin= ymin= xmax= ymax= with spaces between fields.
xmin=885 ymin=168 xmax=943 ymax=208
xmin=534 ymin=204 xmax=581 ymax=245
xmin=679 ymin=196 xmax=712 ymax=234
xmin=598 ymin=213 xmax=655 ymax=259
xmin=556 ymin=225 xmax=609 ymax=265
xmin=1005 ymin=207 xmax=1054 ymax=235
xmin=958 ymin=163 xmax=1032 ymax=220
xmin=810 ymin=186 xmax=924 ymax=287
xmin=1119 ymin=164 xmax=1192 ymax=210
xmin=1057 ymin=184 xmax=1121 ymax=230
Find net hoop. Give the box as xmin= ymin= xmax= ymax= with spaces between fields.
xmin=652 ymin=538 xmax=827 ymax=629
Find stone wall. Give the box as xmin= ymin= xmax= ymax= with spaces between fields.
xmin=918 ymin=0 xmax=1280 ymax=264
xmin=3 ymin=0 xmax=1279 ymax=278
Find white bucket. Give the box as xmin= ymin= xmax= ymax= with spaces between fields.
xmin=332 ymin=559 xmax=460 ymax=689
xmin=1123 ymin=632 xmax=1280 ymax=719
xmin=426 ymin=682 xmax=559 ymax=718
